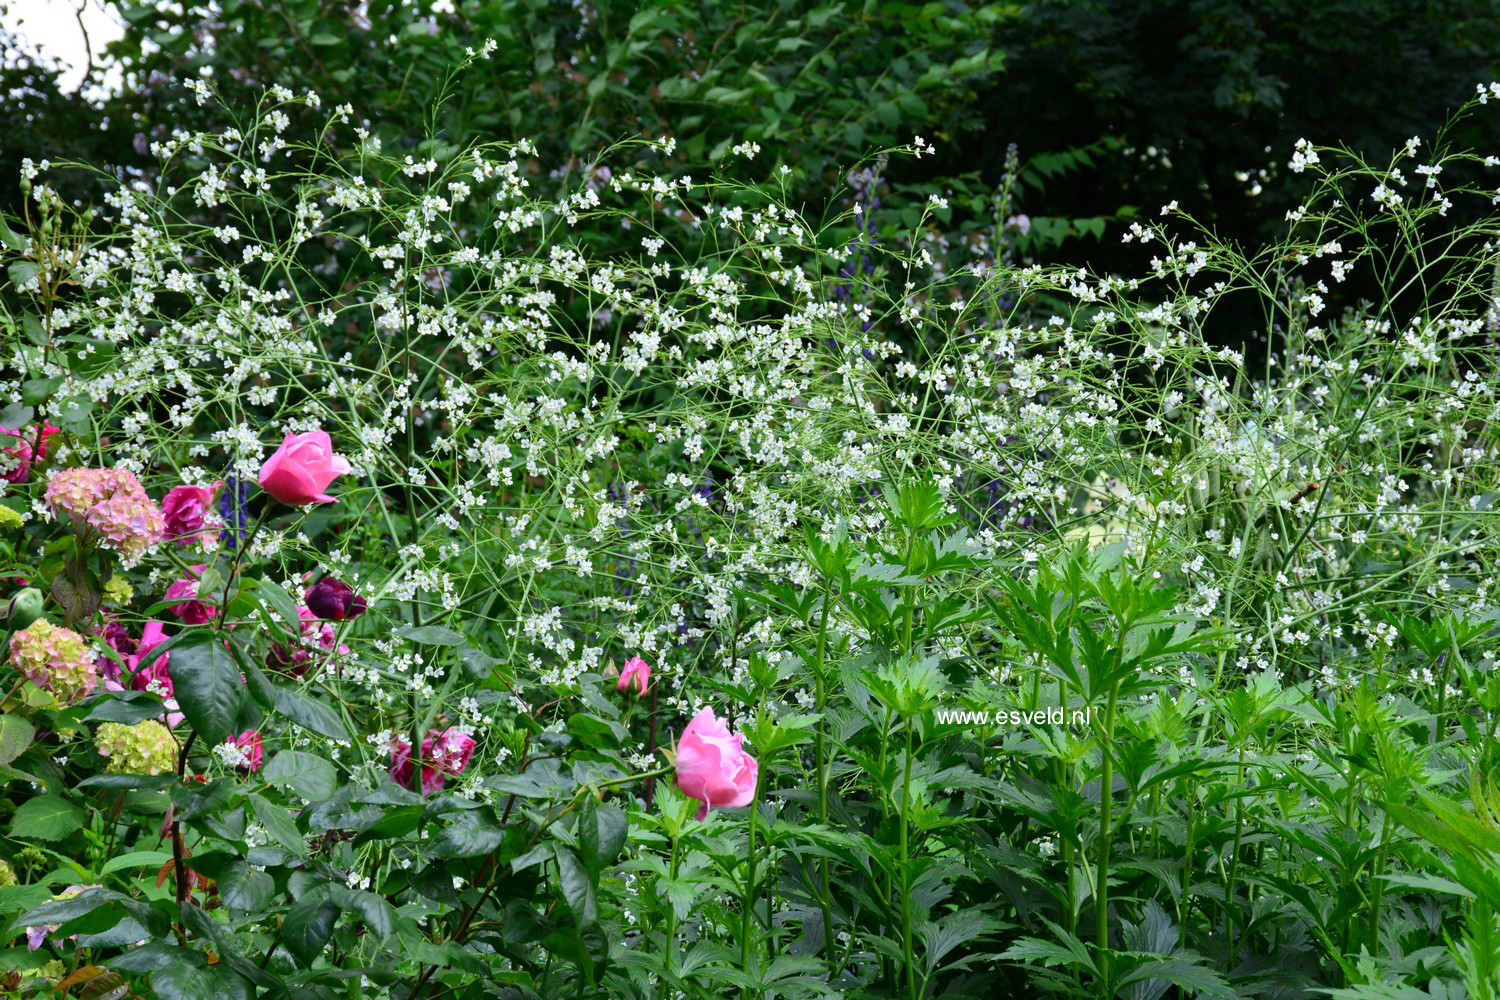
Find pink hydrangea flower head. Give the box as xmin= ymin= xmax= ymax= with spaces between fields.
xmin=9 ymin=619 xmax=97 ymax=703
xmin=161 ymin=482 xmax=223 ymax=548
xmin=618 ymin=655 xmax=651 ymax=696
xmin=676 ymin=707 xmax=758 ymax=821
xmin=223 ymin=730 xmax=263 ymax=772
xmin=258 ymin=430 xmax=352 ymax=506
xmin=45 ymin=467 xmax=165 ymax=562
xmin=0 ymin=422 xmax=59 ymax=484
xmin=163 ymin=564 xmax=217 ymax=625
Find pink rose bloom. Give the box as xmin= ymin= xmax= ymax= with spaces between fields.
xmin=258 ymin=430 xmax=352 ymax=505
xmin=675 ymin=707 xmax=758 ymax=821
xmin=0 ymin=422 xmax=59 ymax=484
xmin=618 ymin=655 xmax=651 ymax=695
xmin=426 ymin=727 xmax=476 ymax=784
xmin=164 ymin=564 xmax=217 ymax=625
xmin=161 ymin=482 xmax=223 ymax=548
xmin=225 ymin=730 xmax=263 ymax=772
xmin=128 ymin=621 xmax=173 ymax=697
xmin=389 ymin=726 xmax=476 ymax=795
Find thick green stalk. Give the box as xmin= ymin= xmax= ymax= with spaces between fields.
xmin=665 ymin=835 xmax=680 ymax=985
xmin=900 ymin=720 xmax=916 ymax=1000
xmin=814 ymin=577 xmax=836 ymax=961
xmin=1367 ymin=812 xmax=1392 ymax=953
xmin=1225 ymin=746 xmax=1247 ymax=957
xmin=741 ymin=769 xmax=763 ymax=999
xmin=1095 ymin=682 xmax=1119 ymax=967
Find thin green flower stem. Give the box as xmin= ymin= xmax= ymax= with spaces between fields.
xmin=215 ymin=500 xmax=273 ymax=631
xmin=814 ymin=575 xmax=835 ymax=960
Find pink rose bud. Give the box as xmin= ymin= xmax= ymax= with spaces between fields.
xmin=675 ymin=707 xmax=758 ymax=821
xmin=163 ymin=564 xmax=217 ymax=625
xmin=304 ymin=578 xmax=367 ymax=620
xmin=618 ymin=655 xmax=651 ymax=695
xmin=161 ymin=482 xmax=223 ymax=548
xmin=225 ymin=730 xmax=263 ymax=772
xmin=258 ymin=430 xmax=353 ymax=506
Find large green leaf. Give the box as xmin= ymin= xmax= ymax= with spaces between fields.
xmin=169 ymin=631 xmax=243 ymax=747
xmin=249 ymin=793 xmax=307 ymax=856
xmin=283 ymin=889 xmax=340 ymax=967
xmin=0 ymin=716 xmax=34 ymax=766
xmin=578 ymin=798 xmax=627 ymax=874
xmin=555 ymin=846 xmax=598 ymax=927
xmin=152 ymin=961 xmax=254 ymax=1000
xmin=262 ymin=750 xmax=337 ymax=803
xmin=218 ymin=862 xmax=274 ymax=914
xmin=272 ymin=686 xmax=351 ymax=742
xmin=82 ymin=690 xmax=168 ymax=725
xmin=329 ymin=885 xmax=396 ymax=940
xmin=395 ymin=624 xmax=465 ymax=646
xmin=10 ymin=794 xmax=85 ymax=840
xmin=430 ymin=811 xmax=505 ymax=858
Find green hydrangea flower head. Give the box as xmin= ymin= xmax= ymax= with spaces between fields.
xmin=101 ymin=577 xmax=134 ymax=605
xmin=8 ymin=619 xmax=97 ymax=703
xmin=95 ymin=720 xmax=176 ymax=775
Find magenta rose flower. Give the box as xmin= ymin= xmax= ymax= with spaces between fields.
xmin=389 ymin=726 xmax=477 ymax=795
xmin=675 ymin=707 xmax=758 ymax=821
xmin=258 ymin=430 xmax=352 ymax=506
xmin=127 ymin=621 xmax=173 ymax=696
xmin=163 ymin=564 xmax=217 ymax=625
xmin=224 ymin=730 xmax=263 ymax=773
xmin=161 ymin=482 xmax=223 ymax=548
xmin=618 ymin=655 xmax=651 ymax=695
xmin=0 ymin=422 xmax=59 ymax=484
xmin=304 ymin=578 xmax=367 ymax=620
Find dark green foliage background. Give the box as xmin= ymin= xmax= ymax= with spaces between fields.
xmin=7 ymin=0 xmax=1500 ymax=276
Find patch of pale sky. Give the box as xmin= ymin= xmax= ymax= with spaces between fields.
xmin=2 ymin=0 xmax=126 ymax=98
